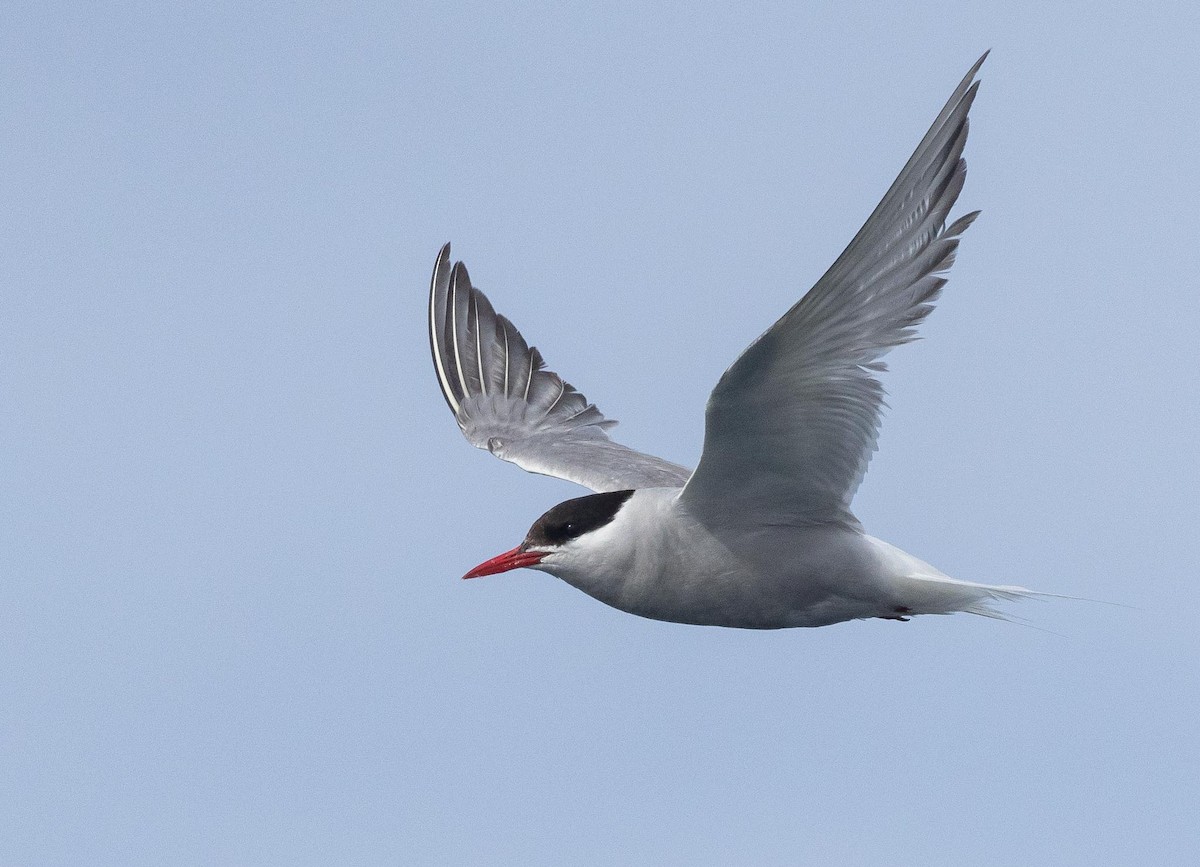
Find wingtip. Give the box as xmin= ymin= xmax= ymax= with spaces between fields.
xmin=429 ymin=242 xmax=462 ymax=417
xmin=963 ymin=51 xmax=989 ymax=85
xmin=432 ymin=242 xmax=451 ymax=286
xmin=451 ymin=259 xmax=472 ymax=289
xmin=431 ymin=243 xmax=453 ymax=294
xmin=945 ymin=52 xmax=989 ymax=102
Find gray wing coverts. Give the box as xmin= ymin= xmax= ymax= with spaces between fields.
xmin=428 ymin=244 xmax=691 ymax=493
xmin=681 ymin=54 xmax=988 ymax=527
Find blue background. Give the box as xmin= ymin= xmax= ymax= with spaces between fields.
xmin=4 ymin=3 xmax=1197 ymax=864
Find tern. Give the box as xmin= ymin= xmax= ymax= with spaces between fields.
xmin=429 ymin=53 xmax=1036 ymax=628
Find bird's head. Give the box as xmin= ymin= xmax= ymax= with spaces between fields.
xmin=462 ymin=489 xmax=636 ymax=579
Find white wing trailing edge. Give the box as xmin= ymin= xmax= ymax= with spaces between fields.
xmin=681 ymin=52 xmax=988 ymax=531
xmin=428 ymin=243 xmax=692 ymax=493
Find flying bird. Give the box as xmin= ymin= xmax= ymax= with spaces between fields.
xmin=428 ymin=53 xmax=1037 ymax=628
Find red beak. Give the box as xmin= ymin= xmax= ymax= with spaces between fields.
xmin=462 ymin=546 xmax=546 ymax=579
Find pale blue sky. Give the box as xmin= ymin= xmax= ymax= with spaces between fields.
xmin=4 ymin=3 xmax=1198 ymax=864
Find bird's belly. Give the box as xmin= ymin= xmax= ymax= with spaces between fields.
xmin=572 ymin=554 xmax=855 ymax=630
xmin=578 ymin=525 xmax=900 ymax=629
xmin=590 ymin=564 xmax=879 ymax=629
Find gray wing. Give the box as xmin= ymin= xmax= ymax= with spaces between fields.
xmin=681 ymin=53 xmax=987 ymax=529
xmin=428 ymin=244 xmax=691 ymax=492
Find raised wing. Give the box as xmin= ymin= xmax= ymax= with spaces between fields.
xmin=681 ymin=54 xmax=987 ymax=529
xmin=428 ymin=244 xmax=691 ymax=492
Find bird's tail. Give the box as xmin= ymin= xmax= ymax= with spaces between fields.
xmin=901 ymin=574 xmax=1042 ymax=620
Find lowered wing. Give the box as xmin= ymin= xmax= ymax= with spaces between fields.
xmin=429 ymin=244 xmax=691 ymax=493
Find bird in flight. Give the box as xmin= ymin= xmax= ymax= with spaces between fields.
xmin=428 ymin=53 xmax=1036 ymax=628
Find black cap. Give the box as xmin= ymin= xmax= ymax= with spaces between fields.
xmin=526 ymin=490 xmax=635 ymax=548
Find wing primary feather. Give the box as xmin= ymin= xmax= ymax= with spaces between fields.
xmin=448 ymin=263 xmax=471 ymax=400
xmin=523 ymin=347 xmax=534 ymax=401
xmin=545 ymin=377 xmax=566 ymax=415
xmin=427 ymin=242 xmax=460 ymax=415
xmin=945 ymin=210 xmax=979 ymax=237
xmin=500 ymin=319 xmax=510 ymax=395
xmin=470 ymin=286 xmax=487 ymax=396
